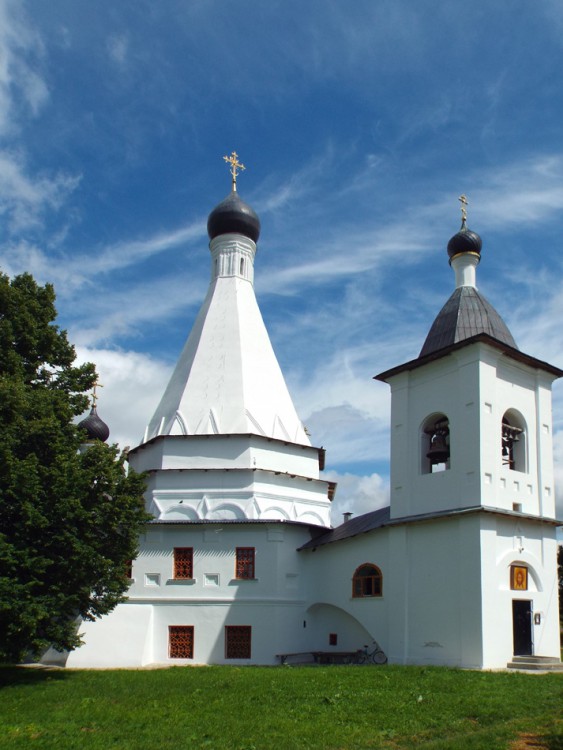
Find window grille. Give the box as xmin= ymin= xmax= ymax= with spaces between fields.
xmin=169 ymin=626 xmax=194 ymax=658
xmin=225 ymin=626 xmax=251 ymax=659
xmin=235 ymin=547 xmax=255 ymax=579
xmin=174 ymin=547 xmax=193 ymax=579
xmin=352 ymin=564 xmax=383 ymax=598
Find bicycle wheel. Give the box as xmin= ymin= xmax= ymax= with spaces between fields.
xmin=371 ymin=649 xmax=387 ymax=664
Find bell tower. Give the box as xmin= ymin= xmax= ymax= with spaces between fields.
xmin=377 ymin=198 xmax=562 ymax=522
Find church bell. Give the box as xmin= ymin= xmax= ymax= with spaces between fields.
xmin=426 ymin=432 xmax=449 ymax=464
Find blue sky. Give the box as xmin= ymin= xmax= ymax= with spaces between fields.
xmin=2 ymin=0 xmax=563 ymax=522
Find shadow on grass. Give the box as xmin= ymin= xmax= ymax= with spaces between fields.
xmin=0 ymin=665 xmax=72 ymax=689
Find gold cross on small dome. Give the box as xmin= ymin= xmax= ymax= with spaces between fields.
xmin=458 ymin=194 xmax=468 ymax=224
xmin=91 ymin=380 xmax=104 ymax=407
xmin=223 ymin=151 xmax=246 ymax=191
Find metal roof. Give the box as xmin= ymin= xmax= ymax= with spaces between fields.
xmin=299 ymin=504 xmax=561 ymax=551
xmin=298 ymin=506 xmax=391 ymax=550
xmin=419 ymin=286 xmax=517 ymax=357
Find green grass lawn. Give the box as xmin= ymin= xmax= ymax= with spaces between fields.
xmin=0 ymin=665 xmax=561 ymax=750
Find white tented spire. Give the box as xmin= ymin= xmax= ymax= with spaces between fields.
xmin=143 ymin=231 xmax=309 ymax=445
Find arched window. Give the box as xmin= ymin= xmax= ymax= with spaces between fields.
xmin=502 ymin=410 xmax=526 ymax=472
xmin=352 ymin=564 xmax=382 ymax=598
xmin=421 ymin=413 xmax=450 ymax=474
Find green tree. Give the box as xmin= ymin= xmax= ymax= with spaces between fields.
xmin=0 ymin=272 xmax=148 ymax=662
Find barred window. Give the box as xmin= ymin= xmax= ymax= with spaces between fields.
xmin=174 ymin=547 xmax=193 ymax=579
xmin=352 ymin=564 xmax=383 ymax=598
xmin=225 ymin=626 xmax=251 ymax=659
xmin=235 ymin=547 xmax=255 ymax=579
xmin=169 ymin=626 xmax=194 ymax=659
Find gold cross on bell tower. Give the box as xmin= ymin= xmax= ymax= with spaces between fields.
xmin=223 ymin=151 xmax=246 ymax=191
xmin=458 ymin=194 xmax=468 ymax=226
xmin=91 ymin=380 xmax=104 ymax=408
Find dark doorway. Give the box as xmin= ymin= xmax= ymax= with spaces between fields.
xmin=512 ymin=600 xmax=532 ymax=656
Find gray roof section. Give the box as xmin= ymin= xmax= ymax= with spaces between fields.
xmin=299 ymin=506 xmax=391 ymax=550
xmin=420 ymin=286 xmax=517 ymax=358
xmin=299 ymin=504 xmax=561 ymax=552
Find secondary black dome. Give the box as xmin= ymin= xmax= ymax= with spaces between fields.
xmin=447 ymin=221 xmax=482 ymax=260
xmin=207 ymin=190 xmax=261 ymax=243
xmin=78 ymin=406 xmax=110 ymax=443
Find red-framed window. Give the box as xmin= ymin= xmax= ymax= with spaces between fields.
xmin=169 ymin=626 xmax=194 ymax=658
xmin=352 ymin=563 xmax=383 ymax=598
xmin=174 ymin=547 xmax=193 ymax=579
xmin=235 ymin=547 xmax=255 ymax=579
xmin=225 ymin=626 xmax=251 ymax=659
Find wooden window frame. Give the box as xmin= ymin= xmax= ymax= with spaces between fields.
xmin=235 ymin=547 xmax=255 ymax=580
xmin=173 ymin=547 xmax=193 ymax=579
xmin=352 ymin=563 xmax=383 ymax=598
xmin=225 ymin=625 xmax=252 ymax=659
xmin=168 ymin=625 xmax=194 ymax=659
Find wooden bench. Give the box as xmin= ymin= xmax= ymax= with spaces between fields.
xmin=277 ymin=651 xmax=359 ymax=665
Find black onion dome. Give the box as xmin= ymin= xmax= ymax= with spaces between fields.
xmin=419 ymin=287 xmax=517 ymax=357
xmin=78 ymin=406 xmax=110 ymax=443
xmin=207 ymin=190 xmax=261 ymax=243
xmin=447 ymin=221 xmax=482 ymax=260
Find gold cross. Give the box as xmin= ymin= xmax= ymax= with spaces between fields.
xmin=92 ymin=380 xmax=104 ymax=408
xmin=458 ymin=194 xmax=468 ymax=224
xmin=223 ymin=151 xmax=246 ymax=191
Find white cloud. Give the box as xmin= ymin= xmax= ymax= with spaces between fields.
xmin=325 ymin=471 xmax=389 ymax=526
xmin=107 ymin=33 xmax=129 ymax=66
xmin=0 ymin=150 xmax=80 ymax=234
xmin=75 ymin=346 xmax=172 ymax=451
xmin=0 ymin=0 xmax=47 ymax=136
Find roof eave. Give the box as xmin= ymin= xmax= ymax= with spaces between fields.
xmin=375 ymin=333 xmax=563 ymax=383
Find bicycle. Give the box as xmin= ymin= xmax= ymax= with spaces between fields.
xmin=355 ymin=640 xmax=387 ymax=665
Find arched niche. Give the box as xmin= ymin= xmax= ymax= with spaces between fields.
xmin=421 ymin=413 xmax=450 ymax=474
xmin=502 ymin=409 xmax=527 ymax=473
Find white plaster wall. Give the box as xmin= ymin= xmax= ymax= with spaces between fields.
xmin=388 ymin=343 xmax=558 ymax=522
xmin=56 ymin=523 xmax=317 ymax=668
xmin=300 ymin=515 xmax=485 ymax=669
xmin=387 ymin=516 xmax=484 ymax=668
xmin=300 ymin=531 xmax=390 ymax=654
xmin=130 ymin=435 xmax=321 ymax=478
xmin=388 ymin=350 xmax=482 ymax=519
xmin=141 ymin=468 xmax=332 ymax=526
xmin=480 ymin=515 xmax=560 ymax=668
xmin=64 ymin=604 xmax=154 ymax=668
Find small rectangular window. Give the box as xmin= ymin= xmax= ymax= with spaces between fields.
xmin=225 ymin=626 xmax=251 ymax=659
xmin=235 ymin=547 xmax=255 ymax=579
xmin=169 ymin=626 xmax=194 ymax=658
xmin=174 ymin=547 xmax=193 ymax=579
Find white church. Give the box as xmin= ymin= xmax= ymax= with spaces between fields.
xmin=49 ymin=157 xmax=562 ymax=670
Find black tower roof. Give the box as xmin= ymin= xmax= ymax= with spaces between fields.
xmin=419 ymin=286 xmax=517 ymax=357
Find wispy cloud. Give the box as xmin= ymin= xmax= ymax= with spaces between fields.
xmin=0 ymin=0 xmax=47 ymax=136
xmin=0 ymin=150 xmax=80 ymax=233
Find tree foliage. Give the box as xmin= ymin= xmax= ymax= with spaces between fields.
xmin=0 ymin=272 xmax=148 ymax=662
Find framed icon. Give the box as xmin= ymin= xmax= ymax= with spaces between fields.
xmin=511 ymin=565 xmax=528 ymax=591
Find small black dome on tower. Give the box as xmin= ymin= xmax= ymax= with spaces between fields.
xmin=78 ymin=406 xmax=110 ymax=443
xmin=207 ymin=190 xmax=261 ymax=243
xmin=447 ymin=222 xmax=482 ymax=260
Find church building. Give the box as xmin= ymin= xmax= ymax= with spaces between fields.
xmin=48 ymin=158 xmax=561 ymax=670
